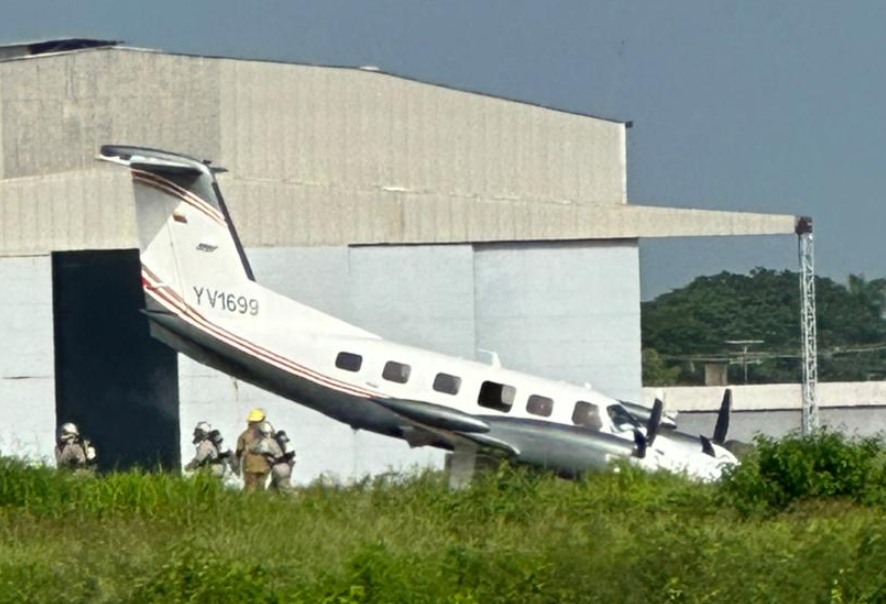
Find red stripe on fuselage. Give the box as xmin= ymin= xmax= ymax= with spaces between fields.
xmin=141 ymin=269 xmax=377 ymax=399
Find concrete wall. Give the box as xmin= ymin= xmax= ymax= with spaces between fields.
xmin=0 ymin=256 xmax=55 ymax=460
xmin=643 ymin=382 xmax=886 ymax=442
xmin=474 ymin=241 xmax=641 ymax=401
xmin=0 ymin=66 xmax=4 ymax=181
xmin=674 ymin=407 xmax=886 ymax=443
xmin=642 ymin=382 xmax=886 ymax=412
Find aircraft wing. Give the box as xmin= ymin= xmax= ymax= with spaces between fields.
xmin=371 ymin=397 xmax=520 ymax=456
xmin=372 ymin=397 xmax=491 ymax=433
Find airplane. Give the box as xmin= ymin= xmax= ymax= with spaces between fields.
xmin=97 ymin=145 xmax=738 ymax=483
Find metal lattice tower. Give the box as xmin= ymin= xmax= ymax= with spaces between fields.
xmin=796 ymin=217 xmax=819 ymax=434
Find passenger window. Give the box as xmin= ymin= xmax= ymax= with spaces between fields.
xmin=433 ymin=373 xmax=461 ymax=395
xmin=526 ymin=395 xmax=553 ymax=417
xmin=572 ymin=401 xmax=602 ymax=430
xmin=478 ymin=381 xmax=516 ymax=412
xmin=382 ymin=361 xmax=411 ymax=384
xmin=335 ymin=352 xmax=362 ymax=372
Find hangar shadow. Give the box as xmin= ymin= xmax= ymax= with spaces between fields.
xmin=52 ymin=249 xmax=180 ymax=471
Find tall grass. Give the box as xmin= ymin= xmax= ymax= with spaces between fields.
xmin=3 ymin=432 xmax=886 ymax=603
xmin=0 ymin=456 xmax=227 ymax=519
xmin=720 ymin=428 xmax=886 ymax=514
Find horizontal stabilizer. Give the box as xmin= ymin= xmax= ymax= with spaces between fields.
xmin=99 ymin=145 xmax=218 ymax=175
xmin=130 ymin=158 xmax=204 ymax=176
xmin=372 ymin=397 xmax=490 ymax=434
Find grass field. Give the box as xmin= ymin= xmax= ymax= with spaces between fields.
xmin=3 ymin=430 xmax=886 ymax=603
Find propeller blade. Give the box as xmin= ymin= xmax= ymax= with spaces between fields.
xmin=647 ymin=398 xmax=664 ymax=446
xmin=712 ymin=388 xmax=732 ymax=445
xmin=700 ymin=435 xmax=716 ymax=457
xmin=633 ymin=429 xmax=647 ymax=459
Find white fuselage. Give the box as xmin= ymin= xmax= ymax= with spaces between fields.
xmin=104 ymin=145 xmax=736 ymax=481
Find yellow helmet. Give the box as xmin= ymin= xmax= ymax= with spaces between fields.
xmin=247 ymin=408 xmax=266 ymax=422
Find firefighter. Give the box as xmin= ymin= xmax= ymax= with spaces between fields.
xmin=235 ymin=408 xmax=271 ymax=491
xmin=253 ymin=422 xmax=296 ymax=492
xmin=55 ymin=422 xmax=97 ymax=475
xmin=185 ymin=421 xmax=227 ymax=479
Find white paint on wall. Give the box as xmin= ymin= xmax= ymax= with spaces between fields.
xmin=474 ymin=240 xmax=642 ymax=402
xmin=347 ymin=245 xmax=477 ymax=359
xmin=0 ymin=256 xmax=55 ymax=461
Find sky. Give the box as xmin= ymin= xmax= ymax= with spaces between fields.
xmin=0 ymin=0 xmax=883 ymax=299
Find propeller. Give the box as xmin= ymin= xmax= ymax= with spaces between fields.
xmin=646 ymin=398 xmax=664 ymax=447
xmin=700 ymin=388 xmax=734 ymax=457
xmin=712 ymin=388 xmax=732 ymax=445
xmin=633 ymin=429 xmax=647 ymax=459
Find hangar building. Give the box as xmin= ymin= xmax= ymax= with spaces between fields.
xmin=0 ymin=39 xmax=797 ymax=480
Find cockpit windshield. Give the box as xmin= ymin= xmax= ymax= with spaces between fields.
xmin=607 ymin=404 xmax=641 ymax=429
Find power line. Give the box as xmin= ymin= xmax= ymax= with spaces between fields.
xmin=658 ymin=341 xmax=886 ymax=363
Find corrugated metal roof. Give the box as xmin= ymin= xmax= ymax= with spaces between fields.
xmin=0 ymin=44 xmax=799 ymax=255
xmin=0 ymin=42 xmax=627 ymax=124
xmin=0 ymin=168 xmax=136 ymax=256
xmin=0 ymin=49 xmax=626 ymax=205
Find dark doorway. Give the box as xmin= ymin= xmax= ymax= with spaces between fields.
xmin=52 ymin=249 xmax=180 ymax=471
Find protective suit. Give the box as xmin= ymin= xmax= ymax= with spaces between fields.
xmin=54 ymin=423 xmax=97 ymax=475
xmin=236 ymin=408 xmax=271 ymax=491
xmin=185 ymin=422 xmax=227 ymax=479
xmin=254 ymin=426 xmax=296 ymax=492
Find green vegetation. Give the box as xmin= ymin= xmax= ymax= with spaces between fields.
xmin=642 ymin=269 xmax=886 ymax=385
xmin=5 ymin=431 xmax=886 ymax=603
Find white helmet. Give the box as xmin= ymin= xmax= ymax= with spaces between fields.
xmin=192 ymin=421 xmax=212 ymax=443
xmin=59 ymin=422 xmax=79 ymax=440
xmin=257 ymin=421 xmax=274 ymax=436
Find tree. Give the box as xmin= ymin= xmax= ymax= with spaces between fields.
xmin=642 ymin=270 xmax=886 ymax=385
xmin=641 ymin=348 xmax=682 ymax=386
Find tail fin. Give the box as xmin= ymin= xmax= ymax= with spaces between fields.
xmin=99 ymin=146 xmax=255 ymax=312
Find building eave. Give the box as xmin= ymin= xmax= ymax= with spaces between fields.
xmin=0 ymin=170 xmax=798 ymax=256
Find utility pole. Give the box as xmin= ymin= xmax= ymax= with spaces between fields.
xmin=796 ymin=216 xmax=819 ymax=434
xmin=725 ymin=340 xmax=764 ymax=384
